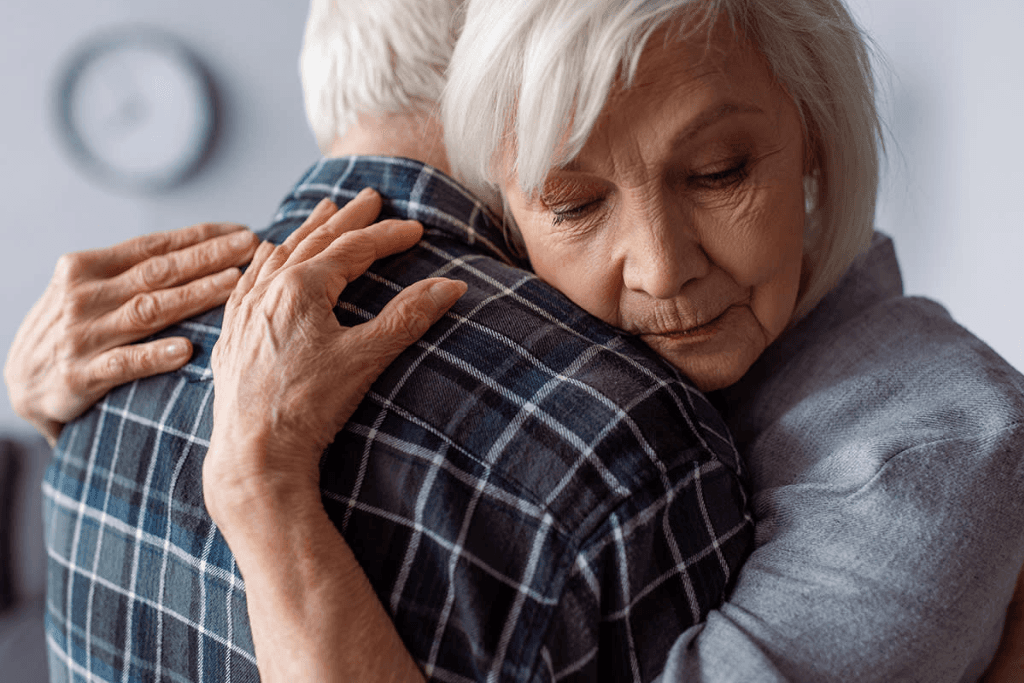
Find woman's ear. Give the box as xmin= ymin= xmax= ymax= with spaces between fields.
xmin=803 ymin=173 xmax=818 ymax=216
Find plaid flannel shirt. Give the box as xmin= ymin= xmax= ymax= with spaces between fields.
xmin=44 ymin=157 xmax=753 ymax=683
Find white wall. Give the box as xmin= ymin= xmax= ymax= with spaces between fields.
xmin=850 ymin=0 xmax=1024 ymax=374
xmin=0 ymin=0 xmax=1021 ymax=434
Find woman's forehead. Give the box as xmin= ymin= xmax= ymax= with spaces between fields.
xmin=575 ymin=26 xmax=792 ymax=167
xmin=612 ymin=22 xmax=774 ymax=111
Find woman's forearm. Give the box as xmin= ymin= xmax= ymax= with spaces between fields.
xmin=208 ymin=460 xmax=425 ymax=683
xmin=201 ymin=196 xmax=464 ymax=681
xmin=658 ymin=428 xmax=1024 ymax=682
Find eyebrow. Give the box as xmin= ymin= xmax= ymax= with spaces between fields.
xmin=560 ymin=101 xmax=766 ymax=173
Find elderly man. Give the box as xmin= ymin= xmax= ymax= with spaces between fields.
xmin=31 ymin=1 xmax=751 ymax=681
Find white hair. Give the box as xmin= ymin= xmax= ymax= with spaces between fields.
xmin=300 ymin=0 xmax=462 ymax=153
xmin=443 ymin=0 xmax=883 ymax=318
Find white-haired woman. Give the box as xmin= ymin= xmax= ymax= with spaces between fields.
xmin=435 ymin=0 xmax=1024 ymax=679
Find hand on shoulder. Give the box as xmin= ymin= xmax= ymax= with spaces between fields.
xmin=203 ymin=189 xmax=466 ymax=529
xmin=4 ymin=222 xmax=259 ymax=445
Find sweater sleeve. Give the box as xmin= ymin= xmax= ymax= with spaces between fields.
xmin=655 ymin=424 xmax=1024 ymax=683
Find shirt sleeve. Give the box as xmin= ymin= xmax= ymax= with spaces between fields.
xmin=536 ymin=459 xmax=752 ymax=683
xmin=655 ymin=424 xmax=1024 ymax=683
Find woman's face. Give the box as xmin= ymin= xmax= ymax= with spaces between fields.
xmin=501 ymin=27 xmax=808 ymax=391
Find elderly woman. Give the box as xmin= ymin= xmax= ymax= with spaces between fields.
xmin=437 ymin=0 xmax=1024 ymax=679
xmin=8 ymin=0 xmax=1024 ymax=681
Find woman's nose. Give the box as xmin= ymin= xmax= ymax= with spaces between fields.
xmin=621 ymin=200 xmax=708 ymax=299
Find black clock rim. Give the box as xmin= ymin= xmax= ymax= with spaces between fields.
xmin=54 ymin=26 xmax=218 ymax=194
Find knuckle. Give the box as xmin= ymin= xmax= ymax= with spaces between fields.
xmin=262 ymin=271 xmax=308 ymax=316
xmin=61 ymin=285 xmax=96 ymax=319
xmin=126 ymin=292 xmax=162 ymax=328
xmin=191 ymin=272 xmax=221 ymax=299
xmin=336 ymin=230 xmax=369 ymax=251
xmin=128 ymin=230 xmax=173 ymax=261
xmin=102 ymin=351 xmax=128 ymax=380
xmin=62 ymin=359 xmax=91 ymax=394
xmin=53 ymin=252 xmax=88 ymax=283
xmin=207 ymin=233 xmax=244 ymax=263
xmin=335 ymin=232 xmax=374 ymax=264
xmin=380 ymin=304 xmax=431 ymax=343
xmin=139 ymin=255 xmax=175 ymax=288
xmin=274 ymin=268 xmax=306 ymax=292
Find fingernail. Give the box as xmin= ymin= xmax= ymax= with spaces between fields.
xmin=314 ymin=197 xmax=337 ymax=214
xmin=429 ymin=280 xmax=468 ymax=307
xmin=215 ymin=267 xmax=241 ymax=285
xmin=230 ymin=230 xmax=254 ymax=247
xmin=227 ymin=232 xmax=250 ymax=250
xmin=356 ymin=187 xmax=377 ymax=199
xmin=163 ymin=340 xmax=190 ymax=358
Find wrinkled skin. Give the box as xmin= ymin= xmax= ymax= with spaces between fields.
xmin=4 ymin=222 xmax=259 ymax=444
xmin=202 ymin=190 xmax=463 ymax=683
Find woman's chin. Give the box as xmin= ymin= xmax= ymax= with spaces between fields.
xmin=677 ymin=360 xmax=752 ymax=393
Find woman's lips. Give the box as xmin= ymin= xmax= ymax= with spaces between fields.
xmin=638 ymin=305 xmax=737 ymax=342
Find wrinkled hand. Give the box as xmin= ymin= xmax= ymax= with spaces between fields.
xmin=4 ymin=222 xmax=259 ymax=445
xmin=204 ymin=190 xmax=466 ymax=518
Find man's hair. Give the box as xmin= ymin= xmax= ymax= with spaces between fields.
xmin=300 ymin=0 xmax=462 ymax=153
xmin=443 ymin=0 xmax=882 ymax=318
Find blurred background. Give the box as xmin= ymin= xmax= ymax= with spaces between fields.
xmin=0 ymin=0 xmax=1021 ymax=438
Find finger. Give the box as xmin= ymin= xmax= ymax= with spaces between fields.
xmin=81 ymin=222 xmax=250 ymax=276
xmin=111 ymin=228 xmax=259 ymax=300
xmin=300 ymin=219 xmax=424 ymax=304
xmin=98 ymin=267 xmax=242 ymax=348
xmin=283 ymin=187 xmax=385 ymax=268
xmin=233 ymin=241 xmax=276 ymax=302
xmin=260 ymin=198 xmax=339 ymax=277
xmin=342 ymin=278 xmax=467 ymax=375
xmin=82 ymin=337 xmax=195 ymax=395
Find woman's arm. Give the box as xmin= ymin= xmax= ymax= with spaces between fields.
xmin=655 ymin=427 xmax=1024 ymax=683
xmin=202 ymin=192 xmax=464 ymax=682
xmin=4 ymin=221 xmax=258 ymax=444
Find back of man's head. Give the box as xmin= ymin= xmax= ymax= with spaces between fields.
xmin=300 ymin=0 xmax=462 ymax=153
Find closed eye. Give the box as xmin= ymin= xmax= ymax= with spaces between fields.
xmin=691 ymin=160 xmax=749 ymax=190
xmin=692 ymin=159 xmax=749 ymax=191
xmin=550 ymin=198 xmax=602 ymax=226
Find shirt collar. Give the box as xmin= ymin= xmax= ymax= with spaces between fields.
xmin=271 ymin=155 xmax=523 ymax=267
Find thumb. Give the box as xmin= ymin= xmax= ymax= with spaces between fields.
xmin=340 ymin=278 xmax=467 ymax=381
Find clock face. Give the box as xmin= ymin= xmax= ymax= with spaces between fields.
xmin=56 ymin=30 xmax=216 ymax=192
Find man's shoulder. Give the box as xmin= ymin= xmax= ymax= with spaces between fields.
xmin=269 ymin=156 xmax=517 ymax=265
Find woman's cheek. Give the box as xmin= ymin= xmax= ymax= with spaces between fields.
xmin=529 ymin=232 xmax=620 ymax=325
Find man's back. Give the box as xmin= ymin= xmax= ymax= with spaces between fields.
xmin=44 ymin=156 xmax=752 ymax=682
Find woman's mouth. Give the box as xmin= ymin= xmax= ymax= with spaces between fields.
xmin=639 ymin=306 xmax=736 ymax=342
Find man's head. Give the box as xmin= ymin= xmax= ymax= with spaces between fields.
xmin=300 ymin=0 xmax=462 ymax=154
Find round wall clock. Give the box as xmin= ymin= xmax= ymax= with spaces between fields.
xmin=55 ymin=28 xmax=217 ymax=192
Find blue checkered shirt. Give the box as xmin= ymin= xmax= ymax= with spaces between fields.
xmin=44 ymin=157 xmax=753 ymax=683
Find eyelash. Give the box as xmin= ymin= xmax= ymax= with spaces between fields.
xmin=550 ymin=199 xmax=601 ymax=226
xmin=691 ymin=159 xmax=749 ymax=189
